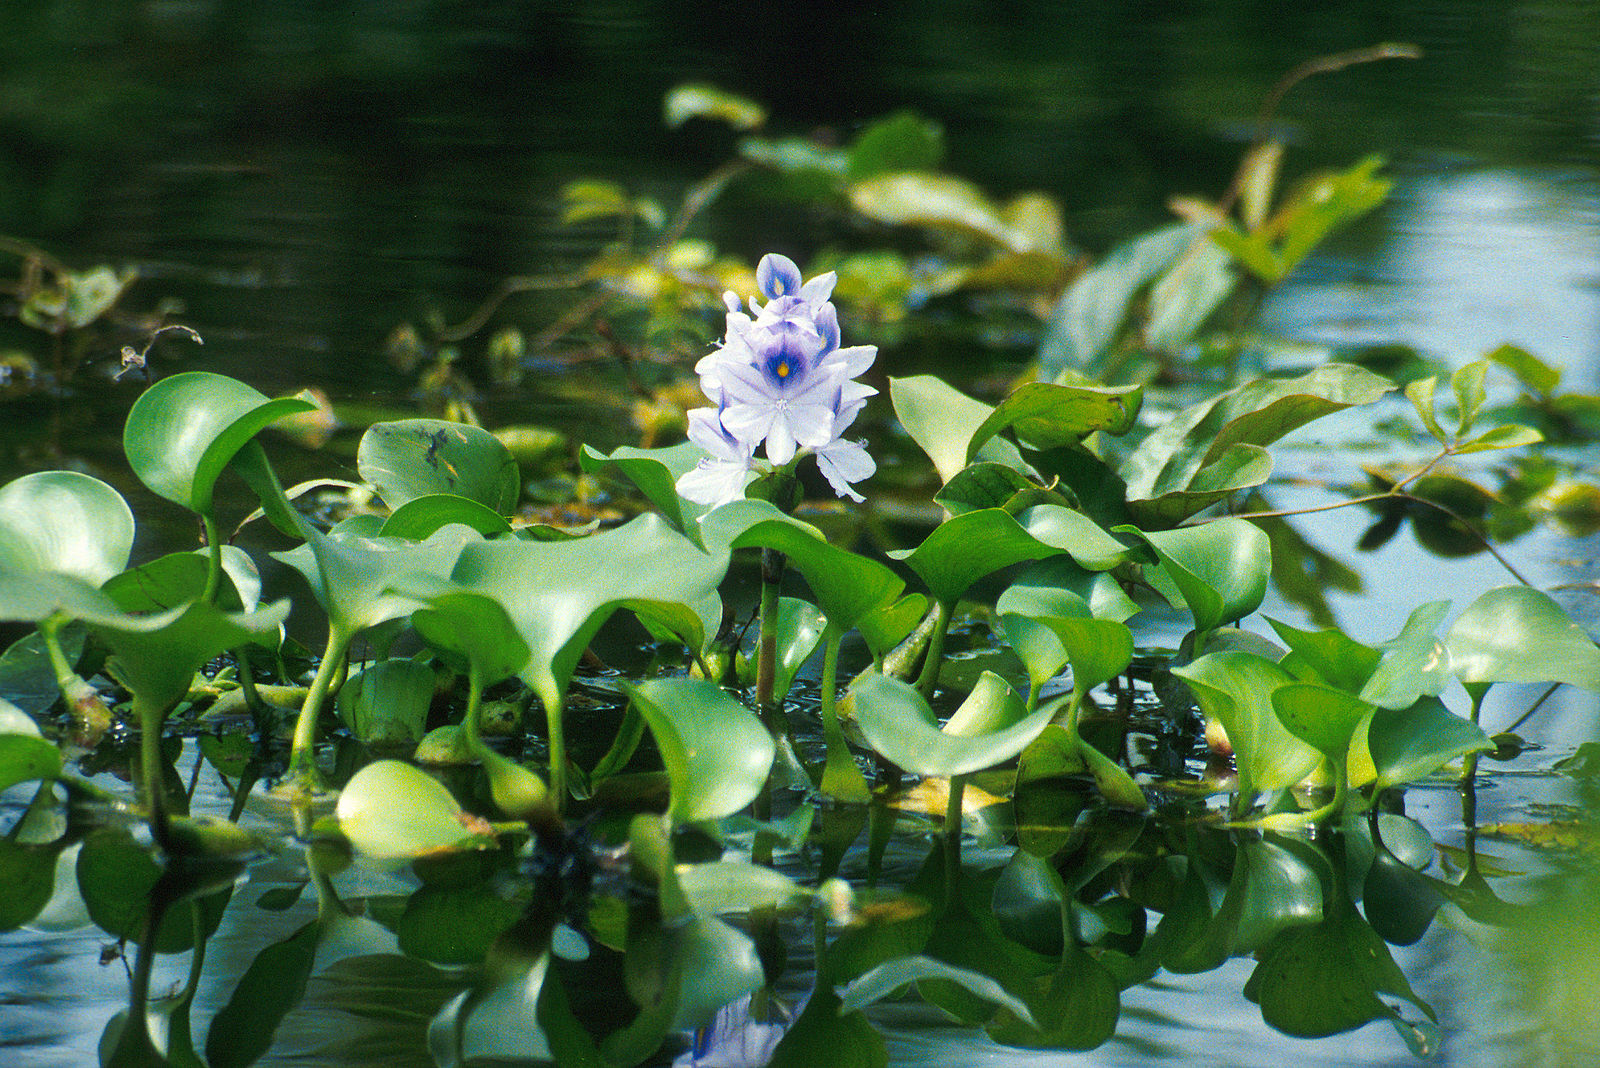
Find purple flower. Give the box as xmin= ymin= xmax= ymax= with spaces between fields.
xmin=683 ymin=253 xmax=878 ymax=506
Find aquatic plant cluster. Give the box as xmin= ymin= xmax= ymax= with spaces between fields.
xmin=4 ymin=80 xmax=1600 ymax=1068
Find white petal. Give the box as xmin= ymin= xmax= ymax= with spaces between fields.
xmin=816 ymin=439 xmax=875 ymax=502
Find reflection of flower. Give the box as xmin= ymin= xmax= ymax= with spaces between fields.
xmin=672 ymin=993 xmax=796 ymax=1068
xmin=677 ymin=254 xmax=877 ymax=507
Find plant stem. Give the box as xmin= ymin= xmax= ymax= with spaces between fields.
xmin=755 ymin=548 xmax=784 ymax=715
xmin=200 ymin=511 xmax=225 ymax=605
xmin=914 ymin=598 xmax=954 ymax=701
xmin=286 ymin=626 xmax=352 ymax=792
xmin=546 ymin=692 xmax=568 ymax=812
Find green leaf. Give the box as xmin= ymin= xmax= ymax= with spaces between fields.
xmin=663 ymin=83 xmax=766 ymax=130
xmin=1360 ymin=601 xmax=1453 ymax=710
xmin=0 ymin=838 xmax=61 ymax=931
xmin=379 ymin=494 xmax=514 ymax=539
xmin=0 ymin=471 xmax=133 ymax=585
xmin=1146 ymin=238 xmax=1237 ymax=354
xmin=845 ymin=110 xmax=943 ymax=182
xmin=76 ymin=829 xmax=226 ymax=952
xmin=1405 ymin=376 xmax=1445 ymax=443
xmin=985 ymin=946 xmax=1120 ymax=1051
xmin=1038 ymin=223 xmax=1199 ymax=377
xmin=772 ymin=597 xmax=826 ymax=701
xmin=678 ymin=861 xmax=810 ymax=916
xmin=579 ymin=442 xmax=710 ymax=543
xmin=935 ymin=462 xmax=1048 ymax=516
xmin=1453 ymin=423 xmax=1543 ymax=454
xmin=730 ymin=519 xmax=902 ymax=633
xmin=965 ymin=382 xmax=1142 ymax=463
xmin=1272 ymin=682 xmax=1374 ymax=764
xmin=888 ymin=376 xmax=1027 ymax=484
xmin=851 ymin=673 xmax=1052 ymax=777
xmin=0 ymin=732 xmax=62 ymax=791
xmin=1172 ymin=652 xmax=1321 ymax=798
xmin=205 ymin=920 xmax=319 ymax=1068
xmin=124 ymin=372 xmax=315 ymax=514
xmin=334 ymin=760 xmax=481 ymax=861
xmin=1485 ymin=342 xmax=1560 ymax=397
xmin=451 ymin=515 xmax=726 ymax=713
xmin=891 ymin=509 xmax=1061 ymax=607
xmin=768 ymin=983 xmax=887 ymax=1068
xmin=1363 ymin=697 xmax=1492 ymax=794
xmin=1119 ymin=364 xmax=1393 ymax=524
xmin=1125 ymin=518 xmax=1270 ymax=637
xmin=1446 ymin=586 xmax=1600 ymax=690
xmin=398 ymin=883 xmax=523 ymax=965
xmin=624 ymin=678 xmax=774 ymax=823
xmin=850 ymin=172 xmax=1030 ymax=251
xmin=842 ymin=955 xmax=1035 ymax=1024
xmin=358 ymin=419 xmax=519 ymax=514
xmin=1451 ymin=359 xmax=1488 ymax=439
xmin=856 ymin=594 xmax=929 ymax=663
xmin=336 ymin=660 xmax=435 ymax=748
xmin=407 ymin=588 xmax=531 ymax=688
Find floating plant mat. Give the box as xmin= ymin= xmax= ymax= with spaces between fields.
xmin=3 ymin=76 xmax=1600 ymax=1068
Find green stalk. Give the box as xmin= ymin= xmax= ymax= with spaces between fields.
xmin=913 ymin=598 xmax=954 ymax=701
xmin=134 ymin=694 xmax=175 ymax=849
xmin=818 ymin=626 xmax=869 ymax=803
xmin=546 ymin=692 xmax=568 ymax=812
xmin=200 ymin=511 xmax=225 ymax=605
xmin=285 ymin=626 xmax=353 ymax=792
xmin=755 ymin=548 xmax=784 ymax=715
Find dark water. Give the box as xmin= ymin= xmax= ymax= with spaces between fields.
xmin=1 ymin=3 xmax=1598 ymax=1066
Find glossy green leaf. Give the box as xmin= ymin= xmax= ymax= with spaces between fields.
xmin=358 ymin=419 xmax=519 ymax=513
xmin=1003 ymin=557 xmax=1139 ymax=623
xmin=892 ymin=509 xmax=1061 ymax=606
xmin=1125 ymin=518 xmax=1270 ymax=637
xmin=76 ymin=828 xmax=228 ymax=952
xmin=1037 ymin=616 xmax=1134 ymax=694
xmin=1273 ymin=682 xmax=1375 ymax=763
xmin=379 ymin=494 xmax=514 ymax=539
xmin=624 ymin=678 xmax=774 ymax=823
xmin=856 ymin=593 xmax=929 ymax=663
xmin=429 ymin=953 xmax=555 ymax=1065
xmin=850 ymin=172 xmax=1023 ymax=251
xmin=731 ymin=519 xmax=902 ymax=633
xmin=772 ymin=597 xmax=826 ymax=701
xmin=1445 ymin=586 xmax=1600 ymax=690
xmin=1451 ymin=359 xmax=1488 ymax=438
xmin=336 ymin=659 xmax=435 ymax=748
xmin=91 ymin=599 xmax=289 ymax=722
xmin=1119 ymin=364 xmax=1393 ymax=523
xmin=986 ymin=945 xmax=1119 ymax=1050
xmin=769 ymin=983 xmax=887 ymax=1068
xmin=407 ymin=588 xmax=530 ymax=687
xmin=851 ymin=673 xmax=1052 ymax=777
xmin=842 ymin=954 xmax=1035 ymax=1024
xmin=1362 ymin=697 xmax=1492 ymax=793
xmin=935 ymin=462 xmax=1050 ymax=516
xmin=1173 ymin=652 xmax=1321 ymax=797
xmin=277 ymin=518 xmax=478 ymax=640
xmin=1270 ymin=617 xmax=1383 ymax=693
xmin=334 ymin=760 xmax=481 ymax=861
xmin=965 ymin=382 xmax=1142 ymax=463
xmin=452 ymin=514 xmax=726 ymax=712
xmin=124 ymin=371 xmax=315 ymax=514
xmin=998 ymin=613 xmax=1068 ymax=692
xmin=0 ymin=471 xmax=133 ymax=585
xmin=580 ymin=442 xmax=709 ymax=541
xmin=888 ymin=375 xmax=1028 ymax=484
xmin=1404 ymin=375 xmax=1446 ymax=443
xmin=1361 ymin=601 xmax=1452 ymax=710
xmin=1017 ymin=505 xmax=1135 ymax=572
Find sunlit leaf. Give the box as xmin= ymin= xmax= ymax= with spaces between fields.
xmin=771 ymin=597 xmax=826 ymax=701
xmin=731 ymin=519 xmax=902 ymax=633
xmin=1446 ymin=586 xmax=1600 ymax=690
xmin=851 ymin=674 xmax=1052 ymax=777
xmin=0 ymin=732 xmax=61 ymax=791
xmin=1362 ymin=697 xmax=1492 ymax=793
xmin=850 ymin=172 xmax=1030 ymax=251
xmin=1015 ymin=506 xmax=1135 ymax=573
xmin=1124 ymin=518 xmax=1270 ymax=637
xmin=891 ymin=509 xmax=1060 ymax=607
xmin=624 ymin=678 xmax=774 ymax=823
xmin=1451 ymin=359 xmax=1488 ymax=439
xmin=379 ymin=494 xmax=514 ymax=539
xmin=888 ymin=376 xmax=1028 ymax=484
xmin=0 ymin=471 xmax=133 ymax=585
xmin=664 ymin=83 xmax=766 ymax=130
xmin=1146 ymin=239 xmax=1236 ymax=354
xmin=1273 ymin=682 xmax=1374 ymax=764
xmin=1172 ymin=652 xmax=1321 ymax=797
xmin=965 ymin=382 xmax=1142 ymax=463
xmin=124 ymin=371 xmax=315 ymax=514
xmin=358 ymin=419 xmax=519 ymax=514
xmin=334 ymin=760 xmax=482 ymax=861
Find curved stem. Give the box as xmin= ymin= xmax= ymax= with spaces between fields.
xmin=286 ymin=626 xmax=352 ymax=792
xmin=913 ymin=599 xmax=954 ymax=701
xmin=200 ymin=511 xmax=224 ymax=605
xmin=755 ymin=548 xmax=784 ymax=715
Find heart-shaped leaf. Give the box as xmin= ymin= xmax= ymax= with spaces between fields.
xmin=731 ymin=519 xmax=903 ymax=633
xmin=889 ymin=376 xmax=1028 ymax=484
xmin=1172 ymin=652 xmax=1321 ymax=797
xmin=851 ymin=673 xmax=1052 ymax=777
xmin=1272 ymin=682 xmax=1375 ymax=764
xmin=0 ymin=471 xmax=134 ymax=585
xmin=358 ymin=419 xmax=519 ymax=514
xmin=623 ymin=678 xmax=775 ymax=823
xmin=890 ymin=509 xmax=1061 ymax=607
xmin=1445 ymin=586 xmax=1600 ymax=690
xmin=1123 ymin=518 xmax=1270 ymax=638
xmin=124 ymin=371 xmax=315 ymax=515
xmin=1360 ymin=697 xmax=1492 ymax=793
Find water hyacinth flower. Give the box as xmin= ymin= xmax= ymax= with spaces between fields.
xmin=677 ymin=254 xmax=877 ymax=507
